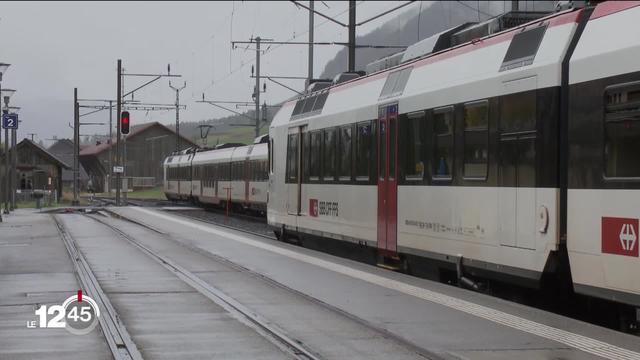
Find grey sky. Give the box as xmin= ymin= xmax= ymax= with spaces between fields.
xmin=0 ymin=1 xmax=428 ymax=144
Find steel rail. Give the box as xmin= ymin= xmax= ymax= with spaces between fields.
xmin=52 ymin=215 xmax=144 ymax=360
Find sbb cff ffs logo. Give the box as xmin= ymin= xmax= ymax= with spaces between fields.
xmin=28 ymin=290 xmax=101 ymax=335
xmin=602 ymin=217 xmax=638 ymax=257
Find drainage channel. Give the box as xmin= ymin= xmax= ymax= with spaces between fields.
xmin=84 ymin=213 xmax=322 ymax=360
xmin=53 ymin=214 xmax=143 ymax=360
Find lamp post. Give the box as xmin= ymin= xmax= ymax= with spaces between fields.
xmin=7 ymin=105 xmax=20 ymax=211
xmin=0 ymin=63 xmax=9 ymax=221
xmin=1 ymin=87 xmax=16 ymax=215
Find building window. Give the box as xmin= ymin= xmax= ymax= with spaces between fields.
xmin=604 ymin=82 xmax=640 ymax=178
xmin=323 ymin=128 xmax=336 ymax=180
xmin=463 ymin=100 xmax=489 ymax=179
xmin=433 ymin=106 xmax=454 ymax=179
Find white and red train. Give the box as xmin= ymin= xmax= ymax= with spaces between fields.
xmin=164 ymin=141 xmax=268 ymax=212
xmin=268 ymin=2 xmax=640 ymax=313
xmin=166 ymin=2 xmax=640 ymax=319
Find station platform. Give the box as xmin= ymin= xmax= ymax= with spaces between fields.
xmin=1 ymin=207 xmax=640 ymax=360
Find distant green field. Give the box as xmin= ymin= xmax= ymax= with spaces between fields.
xmin=126 ymin=186 xmax=166 ymax=200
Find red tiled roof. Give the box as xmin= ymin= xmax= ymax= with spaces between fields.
xmin=79 ymin=121 xmax=197 ymax=156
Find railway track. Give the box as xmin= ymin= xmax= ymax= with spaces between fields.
xmin=85 ymin=212 xmax=321 ymax=360
xmin=100 ymin=208 xmax=440 ymax=360
xmin=53 ymin=214 xmax=144 ymax=360
xmin=81 ymin=198 xmax=640 ymax=336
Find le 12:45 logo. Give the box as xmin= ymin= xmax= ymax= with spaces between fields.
xmin=28 ymin=290 xmax=101 ymax=335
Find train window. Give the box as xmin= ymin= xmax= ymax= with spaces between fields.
xmin=271 ymin=140 xmax=274 ymax=173
xmin=379 ymin=67 xmax=412 ymax=99
xmin=380 ymin=71 xmax=399 ymax=99
xmin=379 ymin=120 xmax=386 ymax=179
xmin=309 ymin=131 xmax=321 ymax=180
xmin=403 ymin=112 xmax=426 ymax=180
xmin=339 ymin=125 xmax=353 ymax=180
xmin=312 ymin=91 xmax=329 ymax=112
xmin=303 ymin=95 xmax=317 ymax=113
xmin=302 ymin=133 xmax=310 ymax=180
xmin=292 ymin=99 xmax=305 ymax=116
xmin=604 ymin=82 xmax=640 ymax=178
xmin=286 ymin=133 xmax=298 ymax=182
xmin=500 ymin=91 xmax=536 ymax=132
xmin=392 ymin=67 xmax=412 ymax=96
xmin=323 ymin=128 xmax=336 ymax=180
xmin=268 ymin=140 xmax=272 ymax=173
xmin=356 ymin=121 xmax=373 ymax=181
xmin=463 ymin=101 xmax=489 ymax=179
xmin=389 ymin=119 xmax=397 ymax=180
xmin=500 ymin=24 xmax=547 ymax=72
xmin=432 ymin=107 xmax=454 ymax=179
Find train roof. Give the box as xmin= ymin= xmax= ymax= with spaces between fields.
xmin=190 ymin=142 xmax=267 ymax=165
xmin=271 ymin=6 xmax=589 ymax=130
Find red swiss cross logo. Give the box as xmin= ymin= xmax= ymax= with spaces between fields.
xmin=309 ymin=199 xmax=318 ymax=217
xmin=602 ymin=217 xmax=638 ymax=257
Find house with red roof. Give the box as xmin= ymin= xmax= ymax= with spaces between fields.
xmin=79 ymin=121 xmax=197 ymax=192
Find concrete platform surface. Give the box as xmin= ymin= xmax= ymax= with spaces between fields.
xmin=0 ymin=210 xmax=112 ymax=360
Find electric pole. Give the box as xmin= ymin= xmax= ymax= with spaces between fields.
xmin=27 ymin=133 xmax=36 ymax=141
xmin=108 ymin=100 xmax=113 ymax=193
xmin=169 ymin=81 xmax=186 ymax=151
xmin=73 ymin=87 xmax=79 ymax=206
xmin=254 ymin=37 xmax=261 ymax=139
xmin=307 ymin=1 xmax=314 ymax=88
xmin=348 ymin=0 xmax=356 ymax=72
xmin=116 ymin=59 xmax=122 ymax=206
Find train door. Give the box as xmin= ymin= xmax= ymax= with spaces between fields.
xmin=377 ymin=104 xmax=398 ymax=253
xmin=498 ymin=133 xmax=537 ymax=250
xmin=286 ymin=126 xmax=305 ymax=216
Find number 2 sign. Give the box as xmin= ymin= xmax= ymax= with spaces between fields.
xmin=2 ymin=113 xmax=18 ymax=129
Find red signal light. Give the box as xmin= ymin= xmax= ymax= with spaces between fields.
xmin=121 ymin=111 xmax=130 ymax=134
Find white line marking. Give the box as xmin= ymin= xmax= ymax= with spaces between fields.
xmin=130 ymin=206 xmax=640 ymax=360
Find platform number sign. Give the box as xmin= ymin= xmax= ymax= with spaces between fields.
xmin=1 ymin=113 xmax=18 ymax=129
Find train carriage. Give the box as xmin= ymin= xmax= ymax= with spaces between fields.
xmin=268 ymin=1 xmax=640 ymax=313
xmin=163 ymin=149 xmax=195 ymax=201
xmin=566 ymin=1 xmax=640 ymax=307
xmin=165 ymin=142 xmax=269 ymax=212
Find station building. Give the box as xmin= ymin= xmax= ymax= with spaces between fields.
xmin=79 ymin=121 xmax=197 ymax=192
xmin=0 ymin=138 xmax=70 ymax=200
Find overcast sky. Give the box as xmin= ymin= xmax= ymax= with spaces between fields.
xmin=0 ymin=1 xmax=428 ymax=145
